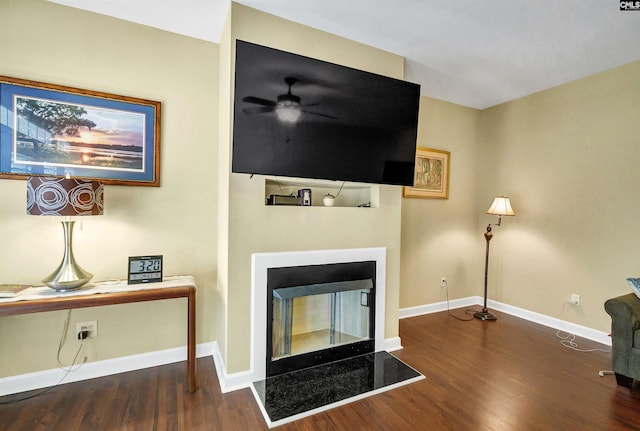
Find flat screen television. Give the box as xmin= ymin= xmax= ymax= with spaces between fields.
xmin=232 ymin=40 xmax=420 ymax=186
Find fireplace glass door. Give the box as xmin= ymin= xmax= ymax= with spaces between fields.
xmin=272 ymin=279 xmax=372 ymax=361
xmin=267 ymin=261 xmax=376 ymax=377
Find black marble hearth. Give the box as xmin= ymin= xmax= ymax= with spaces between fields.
xmin=252 ymin=351 xmax=423 ymax=426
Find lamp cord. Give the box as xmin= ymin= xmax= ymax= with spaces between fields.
xmin=57 ymin=309 xmax=72 ymax=368
xmin=443 ymin=280 xmax=475 ymax=321
xmin=555 ymin=330 xmax=610 ymax=353
xmin=0 ymin=311 xmax=86 ymax=405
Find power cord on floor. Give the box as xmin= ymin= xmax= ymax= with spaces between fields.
xmin=554 ymin=330 xmax=615 ymax=378
xmin=443 ymin=279 xmax=475 ymax=321
xmin=0 ymin=311 xmax=86 ymax=405
xmin=556 ymin=330 xmax=610 ymax=353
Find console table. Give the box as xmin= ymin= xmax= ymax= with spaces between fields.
xmin=0 ymin=276 xmax=197 ymax=393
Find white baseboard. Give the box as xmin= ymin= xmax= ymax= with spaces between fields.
xmin=0 ymin=342 xmax=216 ymax=397
xmin=399 ymin=296 xmax=611 ymax=347
xmin=210 ymin=341 xmax=254 ymax=393
xmin=3 ymin=299 xmax=610 ymax=397
xmin=2 ymin=338 xmax=402 ymax=397
xmin=384 ymin=336 xmax=403 ymax=352
xmin=399 ymin=296 xmax=480 ymax=319
xmin=486 ymin=299 xmax=612 ymax=346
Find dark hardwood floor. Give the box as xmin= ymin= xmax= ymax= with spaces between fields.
xmin=2 ymin=308 xmax=640 ymax=430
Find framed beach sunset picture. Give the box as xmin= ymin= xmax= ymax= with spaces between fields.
xmin=0 ymin=76 xmax=160 ymax=186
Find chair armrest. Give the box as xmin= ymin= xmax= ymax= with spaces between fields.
xmin=604 ymin=293 xmax=640 ymax=375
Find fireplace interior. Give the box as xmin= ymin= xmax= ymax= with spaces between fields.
xmin=267 ymin=261 xmax=376 ymax=377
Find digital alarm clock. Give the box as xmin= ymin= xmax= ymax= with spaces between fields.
xmin=128 ymin=255 xmax=163 ymax=284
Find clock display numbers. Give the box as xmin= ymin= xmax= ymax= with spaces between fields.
xmin=128 ymin=255 xmax=163 ymax=284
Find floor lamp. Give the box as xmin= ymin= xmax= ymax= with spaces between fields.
xmin=474 ymin=196 xmax=515 ymax=321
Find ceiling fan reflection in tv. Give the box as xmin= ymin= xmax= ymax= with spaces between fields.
xmin=241 ymin=77 xmax=338 ymax=123
xmin=232 ymin=40 xmax=420 ymax=186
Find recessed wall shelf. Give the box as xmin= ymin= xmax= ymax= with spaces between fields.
xmin=264 ymin=177 xmax=376 ymax=208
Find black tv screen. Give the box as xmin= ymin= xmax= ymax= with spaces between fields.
xmin=232 ymin=40 xmax=420 ymax=186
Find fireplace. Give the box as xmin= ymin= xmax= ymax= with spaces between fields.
xmin=251 ymin=248 xmax=425 ymax=426
xmin=251 ymin=248 xmax=386 ymax=382
xmin=267 ymin=261 xmax=376 ymax=377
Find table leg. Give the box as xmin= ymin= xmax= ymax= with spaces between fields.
xmin=188 ymin=287 xmax=196 ymax=392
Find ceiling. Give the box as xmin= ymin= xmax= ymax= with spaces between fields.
xmin=47 ymin=0 xmax=640 ymax=109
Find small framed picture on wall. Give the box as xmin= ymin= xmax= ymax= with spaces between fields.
xmin=403 ymin=147 xmax=450 ymax=199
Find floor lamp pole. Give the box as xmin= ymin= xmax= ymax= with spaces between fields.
xmin=475 ymin=224 xmax=497 ymax=321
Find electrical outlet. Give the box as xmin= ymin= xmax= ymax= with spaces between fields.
xmin=569 ymin=294 xmax=580 ymax=305
xmin=76 ymin=320 xmax=98 ymax=339
xmin=440 ymin=277 xmax=447 ymax=288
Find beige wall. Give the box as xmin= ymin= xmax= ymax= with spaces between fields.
xmin=477 ymin=61 xmax=640 ymax=332
xmin=215 ymin=3 xmax=233 ymax=373
xmin=400 ymin=97 xmax=481 ymax=308
xmin=0 ymin=0 xmax=218 ymax=376
xmin=400 ymin=61 xmax=640 ymax=334
xmin=215 ymin=4 xmax=407 ymax=373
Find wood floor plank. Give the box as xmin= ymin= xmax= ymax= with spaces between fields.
xmin=2 ymin=308 xmax=639 ymax=430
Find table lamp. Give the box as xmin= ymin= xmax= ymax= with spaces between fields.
xmin=474 ymin=195 xmax=515 ymax=321
xmin=27 ymin=176 xmax=104 ymax=292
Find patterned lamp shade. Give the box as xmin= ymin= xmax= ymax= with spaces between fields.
xmin=27 ymin=176 xmax=104 ymax=216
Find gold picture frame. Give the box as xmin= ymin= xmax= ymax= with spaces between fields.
xmin=403 ymin=147 xmax=450 ymax=199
